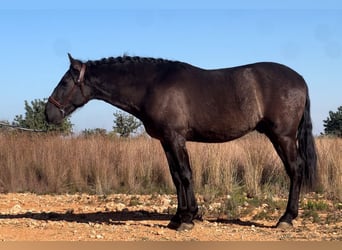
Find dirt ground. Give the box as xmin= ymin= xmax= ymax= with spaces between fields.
xmin=0 ymin=193 xmax=340 ymax=241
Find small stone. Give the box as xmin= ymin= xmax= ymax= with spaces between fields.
xmin=66 ymin=208 xmax=74 ymax=214
xmin=10 ymin=204 xmax=22 ymax=214
xmin=96 ymin=234 xmax=104 ymax=239
xmin=114 ymin=203 xmax=126 ymax=211
xmin=156 ymin=229 xmax=164 ymax=235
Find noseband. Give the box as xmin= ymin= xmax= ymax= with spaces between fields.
xmin=48 ymin=64 xmax=88 ymax=117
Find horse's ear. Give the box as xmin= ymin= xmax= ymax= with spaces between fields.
xmin=68 ymin=53 xmax=82 ymax=72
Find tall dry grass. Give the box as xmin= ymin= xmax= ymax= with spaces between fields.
xmin=0 ymin=132 xmax=341 ymax=200
xmin=316 ymin=137 xmax=342 ymax=200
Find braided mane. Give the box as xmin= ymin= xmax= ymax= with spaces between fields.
xmin=86 ymin=55 xmax=180 ymax=67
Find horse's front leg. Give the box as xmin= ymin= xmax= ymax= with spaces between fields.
xmin=161 ymin=134 xmax=198 ymax=231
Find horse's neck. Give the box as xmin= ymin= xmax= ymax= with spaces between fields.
xmin=91 ymin=67 xmax=147 ymax=117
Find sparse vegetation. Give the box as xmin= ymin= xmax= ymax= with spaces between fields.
xmin=303 ymin=200 xmax=329 ymax=211
xmin=302 ymin=210 xmax=321 ymax=224
xmin=0 ymin=132 xmax=341 ymax=204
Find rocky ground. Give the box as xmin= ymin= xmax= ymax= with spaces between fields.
xmin=0 ymin=193 xmax=340 ymax=241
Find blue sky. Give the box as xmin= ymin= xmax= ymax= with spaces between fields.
xmin=0 ymin=1 xmax=341 ymax=134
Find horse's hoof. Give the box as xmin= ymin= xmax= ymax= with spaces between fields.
xmin=167 ymin=220 xmax=181 ymax=230
xmin=276 ymin=221 xmax=293 ymax=229
xmin=176 ymin=222 xmax=194 ymax=231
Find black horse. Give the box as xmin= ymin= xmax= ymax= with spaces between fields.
xmin=45 ymin=54 xmax=317 ymax=231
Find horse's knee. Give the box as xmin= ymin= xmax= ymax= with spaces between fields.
xmin=179 ymin=167 xmax=193 ymax=186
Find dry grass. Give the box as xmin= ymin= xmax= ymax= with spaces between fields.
xmin=0 ymin=132 xmax=341 ymax=201
xmin=316 ymin=137 xmax=342 ymax=200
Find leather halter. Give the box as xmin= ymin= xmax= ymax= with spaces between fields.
xmin=48 ymin=64 xmax=88 ymax=117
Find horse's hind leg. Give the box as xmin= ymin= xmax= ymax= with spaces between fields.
xmin=266 ymin=133 xmax=304 ymax=228
xmin=160 ymin=132 xmax=198 ymax=231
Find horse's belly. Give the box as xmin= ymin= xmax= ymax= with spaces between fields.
xmin=186 ymin=124 xmax=252 ymax=143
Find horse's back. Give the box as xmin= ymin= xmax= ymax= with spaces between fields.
xmin=143 ymin=62 xmax=308 ymax=142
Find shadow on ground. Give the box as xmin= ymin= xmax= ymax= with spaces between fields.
xmin=0 ymin=210 xmax=171 ymax=226
xmin=0 ymin=210 xmax=273 ymax=229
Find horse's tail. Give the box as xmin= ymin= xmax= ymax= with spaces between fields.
xmin=297 ymin=89 xmax=317 ymax=190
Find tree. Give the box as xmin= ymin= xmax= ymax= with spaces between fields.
xmin=13 ymin=99 xmax=73 ymax=134
xmin=113 ymin=111 xmax=142 ymax=137
xmin=323 ymin=105 xmax=342 ymax=137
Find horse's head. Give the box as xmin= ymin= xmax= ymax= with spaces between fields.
xmin=45 ymin=54 xmax=90 ymax=125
